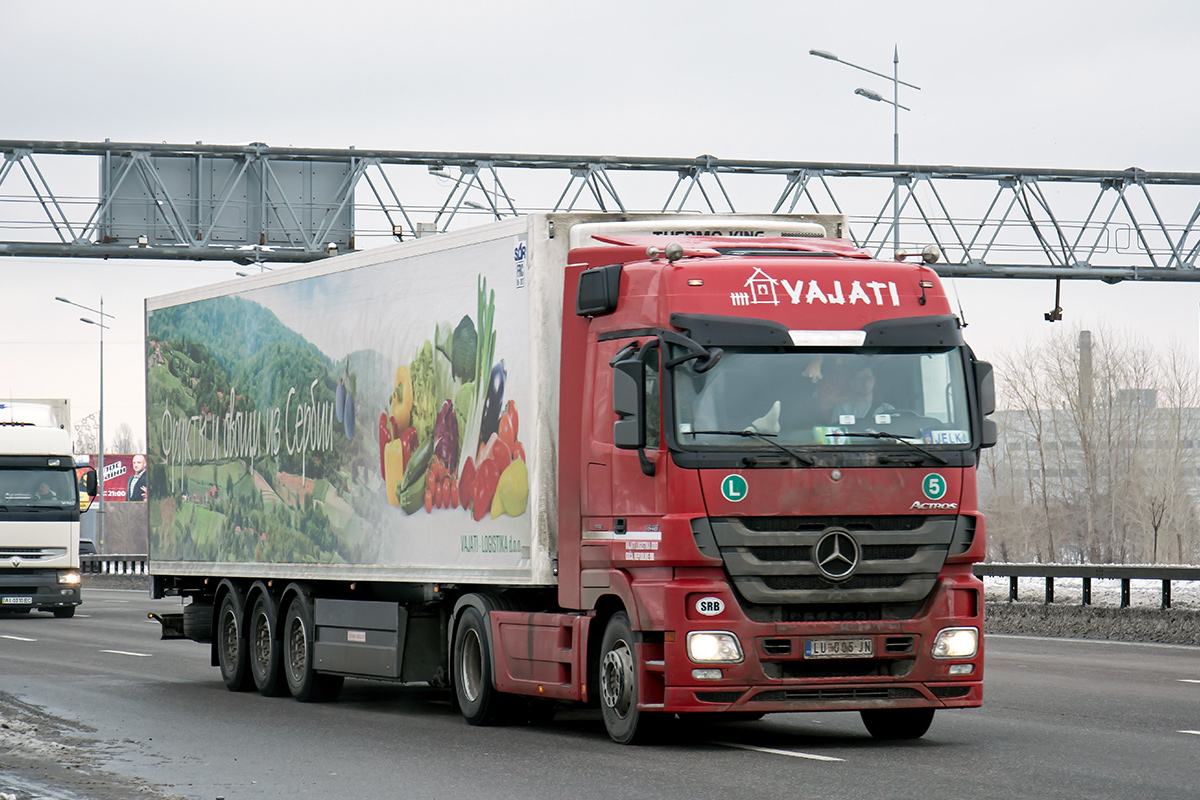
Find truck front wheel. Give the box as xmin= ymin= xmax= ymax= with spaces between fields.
xmin=281 ymin=594 xmax=343 ymax=703
xmin=860 ymin=708 xmax=935 ymax=740
xmin=453 ymin=606 xmax=510 ymax=725
xmin=599 ymin=612 xmax=662 ymax=744
xmin=217 ymin=593 xmax=253 ymax=692
xmin=52 ymin=606 xmax=76 ymax=619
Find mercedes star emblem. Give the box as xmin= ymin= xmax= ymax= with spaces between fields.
xmin=814 ymin=529 xmax=860 ymax=581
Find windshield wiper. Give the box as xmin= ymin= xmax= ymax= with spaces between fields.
xmin=689 ymin=430 xmax=816 ymax=466
xmin=838 ymin=431 xmax=948 ymax=465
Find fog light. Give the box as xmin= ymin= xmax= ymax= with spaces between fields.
xmin=931 ymin=627 xmax=978 ymax=659
xmin=692 ymin=668 xmax=723 ymax=680
xmin=948 ymin=664 xmax=975 ymax=675
xmin=58 ymin=570 xmax=81 ymax=585
xmin=686 ymin=631 xmax=744 ymax=663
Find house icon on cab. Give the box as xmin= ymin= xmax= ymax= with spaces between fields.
xmin=744 ymin=268 xmax=779 ymax=305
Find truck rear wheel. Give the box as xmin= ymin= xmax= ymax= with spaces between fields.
xmin=282 ymin=594 xmax=343 ymax=703
xmin=599 ymin=612 xmax=663 ymax=744
xmin=249 ymin=594 xmax=286 ymax=697
xmin=217 ymin=593 xmax=254 ymax=692
xmin=860 ymin=708 xmax=935 ymax=740
xmin=453 ymin=606 xmax=511 ymax=725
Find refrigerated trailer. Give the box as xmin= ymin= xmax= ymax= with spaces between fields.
xmin=146 ymin=213 xmax=995 ymax=743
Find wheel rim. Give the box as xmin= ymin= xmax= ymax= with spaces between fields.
xmin=459 ymin=627 xmax=484 ymax=703
xmin=219 ymin=607 xmax=239 ymax=670
xmin=251 ymin=609 xmax=271 ymax=676
xmin=600 ymin=638 xmax=635 ymax=719
xmin=285 ymin=611 xmax=307 ymax=685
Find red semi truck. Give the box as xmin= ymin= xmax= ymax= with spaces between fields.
xmin=146 ymin=213 xmax=994 ymax=743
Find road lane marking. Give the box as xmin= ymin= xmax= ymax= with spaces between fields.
xmin=1 ymin=634 xmax=37 ymax=642
xmin=1180 ymin=730 xmax=1200 ymax=736
xmin=1179 ymin=679 xmax=1200 ymax=684
xmin=714 ymin=741 xmax=844 ymax=762
xmin=100 ymin=649 xmax=152 ymax=657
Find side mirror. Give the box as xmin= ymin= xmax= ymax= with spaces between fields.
xmin=974 ymin=361 xmax=995 ymax=416
xmin=79 ymin=468 xmax=98 ymax=512
xmin=613 ymin=358 xmax=646 ymax=449
xmin=981 ymin=419 xmax=998 ymax=449
xmin=974 ymin=361 xmax=997 ymax=448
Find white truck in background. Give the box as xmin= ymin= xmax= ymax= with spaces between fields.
xmin=0 ymin=399 xmax=97 ymax=618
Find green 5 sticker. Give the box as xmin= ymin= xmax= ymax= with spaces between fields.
xmin=721 ymin=474 xmax=748 ymax=502
xmin=922 ymin=473 xmax=947 ymax=500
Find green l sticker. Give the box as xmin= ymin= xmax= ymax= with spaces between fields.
xmin=722 ymin=474 xmax=748 ymax=502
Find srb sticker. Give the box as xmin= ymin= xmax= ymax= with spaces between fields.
xmin=696 ymin=597 xmax=725 ymax=616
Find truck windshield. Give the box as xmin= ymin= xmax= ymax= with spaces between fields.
xmin=671 ymin=347 xmax=972 ymax=449
xmin=0 ymin=469 xmax=78 ymax=508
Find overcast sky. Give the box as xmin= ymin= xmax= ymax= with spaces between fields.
xmin=3 ymin=0 xmax=1199 ymax=447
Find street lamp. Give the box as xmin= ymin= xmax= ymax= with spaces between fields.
xmin=810 ymin=47 xmax=921 ymax=255
xmin=56 ymin=295 xmax=113 ymax=551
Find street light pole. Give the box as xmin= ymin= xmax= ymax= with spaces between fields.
xmin=810 ymin=46 xmax=920 ymax=256
xmin=56 ymin=295 xmax=113 ymax=551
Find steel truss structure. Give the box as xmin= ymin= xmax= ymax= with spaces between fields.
xmin=4 ymin=139 xmax=1200 ymax=282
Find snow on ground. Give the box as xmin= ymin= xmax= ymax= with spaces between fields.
xmin=982 ymin=574 xmax=1200 ymax=610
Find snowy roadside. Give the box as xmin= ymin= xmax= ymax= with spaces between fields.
xmin=983 ymin=575 xmax=1200 ymax=646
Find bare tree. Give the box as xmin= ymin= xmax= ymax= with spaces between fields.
xmin=981 ymin=326 xmax=1199 ymax=566
xmin=110 ymin=422 xmax=141 ymax=454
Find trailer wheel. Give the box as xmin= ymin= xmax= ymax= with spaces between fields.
xmin=249 ymin=594 xmax=287 ymax=697
xmin=217 ymin=593 xmax=254 ymax=692
xmin=860 ymin=708 xmax=935 ymax=740
xmin=453 ymin=606 xmax=510 ymax=725
xmin=599 ymin=611 xmax=662 ymax=744
xmin=282 ymin=595 xmax=343 ymax=703
xmin=52 ymin=606 xmax=76 ymax=619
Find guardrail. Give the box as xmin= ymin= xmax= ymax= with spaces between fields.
xmin=974 ymin=563 xmax=1200 ymax=610
xmin=80 ymin=556 xmax=1200 ymax=608
xmin=81 ymin=554 xmax=149 ymax=576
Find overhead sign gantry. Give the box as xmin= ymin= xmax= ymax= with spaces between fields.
xmin=3 ymin=139 xmax=1200 ymax=282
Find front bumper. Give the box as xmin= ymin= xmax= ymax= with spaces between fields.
xmin=643 ymin=568 xmax=983 ymax=714
xmin=0 ymin=568 xmax=82 ymax=610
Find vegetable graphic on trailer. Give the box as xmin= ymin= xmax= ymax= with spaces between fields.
xmin=146 ymin=233 xmax=532 ymax=575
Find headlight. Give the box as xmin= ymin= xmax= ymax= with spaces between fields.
xmin=58 ymin=570 xmax=81 ymax=586
xmin=686 ymin=631 xmax=743 ymax=663
xmin=931 ymin=627 xmax=978 ymax=659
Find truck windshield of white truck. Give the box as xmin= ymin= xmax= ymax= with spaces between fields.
xmin=673 ymin=347 xmax=971 ymax=449
xmin=0 ymin=468 xmax=78 ymax=508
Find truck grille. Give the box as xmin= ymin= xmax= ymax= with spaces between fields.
xmin=705 ymin=515 xmax=959 ymax=606
xmin=0 ymin=547 xmax=66 ymax=561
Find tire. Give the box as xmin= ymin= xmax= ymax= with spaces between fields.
xmin=248 ymin=594 xmax=287 ymax=697
xmin=217 ymin=592 xmax=254 ymax=692
xmin=183 ymin=602 xmax=213 ymax=642
xmin=52 ymin=606 xmax=76 ymax=619
xmin=860 ymin=708 xmax=935 ymax=740
xmin=598 ymin=612 xmax=663 ymax=744
xmin=453 ymin=606 xmax=511 ymax=726
xmin=282 ymin=594 xmax=343 ymax=703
